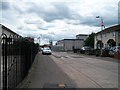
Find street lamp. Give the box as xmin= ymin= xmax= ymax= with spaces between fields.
xmin=96 ymin=16 xmax=105 ymax=56
xmin=96 ymin=16 xmax=105 ymax=30
xmin=38 ymin=34 xmax=42 ymax=45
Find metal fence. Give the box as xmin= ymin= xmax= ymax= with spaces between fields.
xmin=1 ymin=33 xmax=39 ymax=89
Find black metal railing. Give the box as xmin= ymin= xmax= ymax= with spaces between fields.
xmin=1 ymin=33 xmax=39 ymax=89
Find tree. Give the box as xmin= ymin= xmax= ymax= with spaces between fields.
xmin=84 ymin=32 xmax=95 ymax=48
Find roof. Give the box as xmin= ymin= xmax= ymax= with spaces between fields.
xmin=57 ymin=39 xmax=84 ymax=42
xmin=1 ymin=24 xmax=21 ymax=36
xmin=96 ymin=24 xmax=120 ymax=35
xmin=64 ymin=39 xmax=84 ymax=41
xmin=76 ymin=34 xmax=88 ymax=36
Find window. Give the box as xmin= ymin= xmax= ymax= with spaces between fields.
xmin=119 ymin=32 xmax=120 ymax=36
xmin=112 ymin=32 xmax=115 ymax=37
xmin=104 ymin=33 xmax=107 ymax=37
xmin=102 ymin=33 xmax=107 ymax=37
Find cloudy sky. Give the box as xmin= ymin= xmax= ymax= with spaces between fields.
xmin=0 ymin=0 xmax=119 ymax=45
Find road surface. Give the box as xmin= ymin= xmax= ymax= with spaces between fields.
xmin=28 ymin=52 xmax=76 ymax=88
xmin=27 ymin=51 xmax=118 ymax=88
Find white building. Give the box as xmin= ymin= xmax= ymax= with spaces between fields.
xmin=55 ymin=39 xmax=84 ymax=51
xmin=53 ymin=34 xmax=89 ymax=52
xmin=0 ymin=24 xmax=20 ymax=37
xmin=0 ymin=25 xmax=2 ymax=35
xmin=0 ymin=24 xmax=22 ymax=68
xmin=76 ymin=34 xmax=88 ymax=40
xmin=94 ymin=25 xmax=120 ymax=49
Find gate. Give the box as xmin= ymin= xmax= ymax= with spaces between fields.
xmin=1 ymin=33 xmax=38 ymax=89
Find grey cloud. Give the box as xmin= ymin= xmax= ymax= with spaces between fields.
xmin=12 ymin=5 xmax=24 ymax=14
xmin=38 ymin=26 xmax=48 ymax=30
xmin=64 ymin=3 xmax=118 ymax=27
xmin=26 ymin=34 xmax=37 ymax=38
xmin=80 ymin=5 xmax=118 ymax=27
xmin=79 ymin=16 xmax=101 ymax=26
xmin=1 ymin=2 xmax=10 ymax=10
xmin=25 ymin=21 xmax=36 ymax=24
xmin=12 ymin=2 xmax=33 ymax=14
xmin=48 ymin=32 xmax=55 ymax=35
xmin=29 ymin=2 xmax=116 ymax=27
xmin=103 ymin=18 xmax=117 ymax=27
xmin=41 ymin=33 xmax=62 ymax=41
xmin=79 ymin=16 xmax=117 ymax=27
xmin=17 ymin=26 xmax=24 ymax=30
xmin=24 ymin=19 xmax=42 ymax=24
xmin=1 ymin=1 xmax=118 ymax=37
xmin=43 ymin=3 xmax=72 ymax=21
xmin=17 ymin=29 xmax=40 ymax=38
xmin=64 ymin=16 xmax=97 ymax=26
xmin=17 ymin=28 xmax=75 ymax=41
xmin=27 ymin=2 xmax=81 ymax=22
xmin=42 ymin=33 xmax=55 ymax=40
xmin=65 ymin=19 xmax=80 ymax=25
xmin=37 ymin=24 xmax=55 ymax=30
xmin=41 ymin=32 xmax=75 ymax=42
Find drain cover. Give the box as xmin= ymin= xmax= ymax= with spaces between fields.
xmin=43 ymin=83 xmax=75 ymax=89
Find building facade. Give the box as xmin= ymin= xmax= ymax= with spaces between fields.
xmin=76 ymin=34 xmax=88 ymax=40
xmin=53 ymin=34 xmax=89 ymax=52
xmin=94 ymin=25 xmax=120 ymax=49
xmin=0 ymin=24 xmax=22 ymax=66
xmin=0 ymin=24 xmax=2 ymax=35
xmin=0 ymin=24 xmax=20 ymax=37
xmin=55 ymin=39 xmax=84 ymax=51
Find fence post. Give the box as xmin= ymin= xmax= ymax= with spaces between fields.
xmin=1 ymin=35 xmax=38 ymax=89
xmin=2 ymin=36 xmax=8 ymax=90
xmin=0 ymin=35 xmax=2 ymax=89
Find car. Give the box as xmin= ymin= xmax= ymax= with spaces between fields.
xmin=80 ymin=46 xmax=89 ymax=53
xmin=109 ymin=46 xmax=120 ymax=56
xmin=108 ymin=47 xmax=114 ymax=56
xmin=42 ymin=47 xmax=52 ymax=55
xmin=98 ymin=47 xmax=112 ymax=57
xmin=40 ymin=47 xmax=43 ymax=52
xmin=80 ymin=46 xmax=94 ymax=54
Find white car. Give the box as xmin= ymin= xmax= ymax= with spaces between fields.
xmin=109 ymin=46 xmax=120 ymax=56
xmin=42 ymin=47 xmax=52 ymax=55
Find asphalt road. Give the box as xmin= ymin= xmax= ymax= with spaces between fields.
xmin=50 ymin=52 xmax=118 ymax=88
xmin=27 ymin=51 xmax=119 ymax=88
xmin=27 ymin=52 xmax=76 ymax=88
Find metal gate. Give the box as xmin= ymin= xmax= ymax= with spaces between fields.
xmin=1 ymin=33 xmax=38 ymax=89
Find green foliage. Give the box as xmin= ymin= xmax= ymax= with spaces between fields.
xmin=84 ymin=32 xmax=95 ymax=48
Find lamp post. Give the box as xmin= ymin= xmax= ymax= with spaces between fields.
xmin=96 ymin=16 xmax=105 ymax=56
xmin=38 ymin=34 xmax=42 ymax=45
xmin=96 ymin=16 xmax=105 ymax=30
